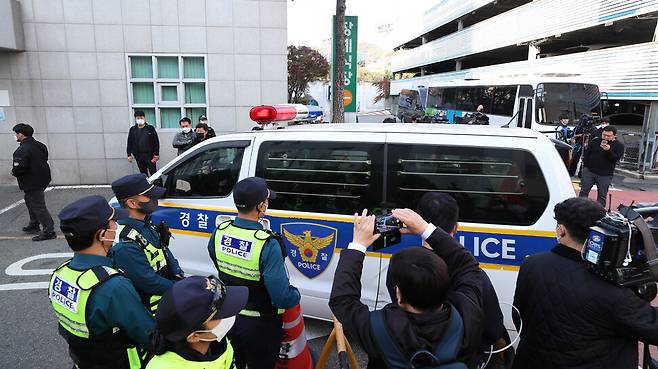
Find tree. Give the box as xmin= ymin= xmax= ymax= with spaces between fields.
xmin=372 ymin=79 xmax=390 ymax=104
xmin=287 ymin=45 xmax=329 ymax=103
xmin=332 ymin=0 xmax=346 ymax=123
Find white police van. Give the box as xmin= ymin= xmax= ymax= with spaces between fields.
xmin=128 ymin=109 xmax=574 ymax=321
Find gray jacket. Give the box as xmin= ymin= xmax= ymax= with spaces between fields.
xmin=172 ymin=130 xmax=197 ymax=155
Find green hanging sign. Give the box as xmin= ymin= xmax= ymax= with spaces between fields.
xmin=332 ymin=15 xmax=358 ymax=113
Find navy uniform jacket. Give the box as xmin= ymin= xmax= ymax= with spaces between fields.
xmin=110 ymin=217 xmax=183 ymax=297
xmin=207 ymin=217 xmax=300 ymax=309
xmin=67 ymin=253 xmax=154 ymax=348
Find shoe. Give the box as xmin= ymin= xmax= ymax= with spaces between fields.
xmin=22 ymin=224 xmax=40 ymax=234
xmin=32 ymin=232 xmax=57 ymax=242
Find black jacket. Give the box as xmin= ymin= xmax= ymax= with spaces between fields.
xmin=127 ymin=124 xmax=159 ymax=157
xmin=512 ymin=244 xmax=658 ymax=369
xmin=11 ymin=137 xmax=51 ymax=191
xmin=329 ymin=228 xmax=483 ymax=369
xmin=582 ymin=137 xmax=624 ymax=176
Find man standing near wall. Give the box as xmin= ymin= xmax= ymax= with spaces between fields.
xmin=11 ymin=123 xmax=56 ymax=241
xmin=127 ymin=111 xmax=160 ymax=176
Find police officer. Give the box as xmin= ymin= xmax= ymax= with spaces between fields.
xmin=207 ymin=177 xmax=300 ymax=369
xmin=110 ymin=174 xmax=184 ymax=314
xmin=49 ymin=196 xmax=154 ymax=369
xmin=147 ymin=276 xmax=248 ymax=369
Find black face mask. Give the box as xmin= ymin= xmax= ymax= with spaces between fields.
xmin=138 ymin=198 xmax=158 ymax=214
xmin=196 ymin=133 xmax=205 ymax=140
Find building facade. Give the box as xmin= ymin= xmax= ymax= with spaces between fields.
xmin=0 ymin=0 xmax=287 ymax=185
xmin=390 ymin=0 xmax=658 ymax=172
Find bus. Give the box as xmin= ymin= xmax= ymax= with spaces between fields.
xmin=396 ymin=75 xmax=605 ymax=132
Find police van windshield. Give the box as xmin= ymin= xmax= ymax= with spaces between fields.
xmin=537 ymin=83 xmax=601 ymax=125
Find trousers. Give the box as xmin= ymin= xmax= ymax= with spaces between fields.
xmin=228 ymin=314 xmax=282 ymax=369
xmin=579 ymin=167 xmax=613 ymax=207
xmin=24 ymin=188 xmax=54 ymax=232
xmin=135 ymin=154 xmax=157 ymax=176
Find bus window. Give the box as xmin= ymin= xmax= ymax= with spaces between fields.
xmin=491 ymin=87 xmax=516 ymax=116
xmin=525 ymin=99 xmax=533 ymax=129
xmin=256 ymin=141 xmax=384 ymax=215
xmin=537 ymin=83 xmax=601 ymax=124
xmin=517 ymin=99 xmax=526 ymax=128
xmin=386 ymin=144 xmax=549 ymax=226
xmin=472 ymin=87 xmax=493 ymax=114
xmin=455 ymin=88 xmax=475 ymax=111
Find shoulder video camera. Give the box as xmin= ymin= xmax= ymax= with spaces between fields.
xmin=372 ymin=213 xmax=402 ymax=250
xmin=576 ymin=114 xmax=600 ymax=136
xmin=584 ymin=204 xmax=658 ymax=299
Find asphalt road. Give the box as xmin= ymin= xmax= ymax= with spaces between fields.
xmin=0 ymin=185 xmax=361 ymax=369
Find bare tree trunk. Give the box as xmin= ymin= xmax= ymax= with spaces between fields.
xmin=332 ymin=0 xmax=346 ymax=123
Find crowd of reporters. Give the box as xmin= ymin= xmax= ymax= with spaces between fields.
xmin=48 ymin=171 xmax=657 ymax=369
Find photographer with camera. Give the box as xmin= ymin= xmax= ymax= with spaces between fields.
xmin=578 ymin=125 xmax=624 ymax=207
xmin=329 ymin=209 xmax=483 ymax=369
xmin=512 ymin=197 xmax=658 ymax=369
xmin=385 ymin=193 xmax=512 ymax=368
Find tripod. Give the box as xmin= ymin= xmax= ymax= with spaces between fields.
xmin=315 ymin=317 xmax=359 ymax=369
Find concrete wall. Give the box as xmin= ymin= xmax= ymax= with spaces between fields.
xmin=0 ymin=0 xmax=287 ymax=185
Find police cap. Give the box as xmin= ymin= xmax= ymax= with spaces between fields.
xmin=156 ymin=276 xmax=248 ymax=342
xmin=59 ymin=195 xmax=128 ymax=238
xmin=111 ymin=173 xmax=166 ymax=200
xmin=233 ymin=177 xmax=276 ymax=209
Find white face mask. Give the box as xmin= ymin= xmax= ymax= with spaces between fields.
xmin=196 ymin=316 xmax=235 ymax=342
xmin=182 ymin=127 xmax=192 ymax=133
xmin=136 ymin=119 xmax=145 ymax=125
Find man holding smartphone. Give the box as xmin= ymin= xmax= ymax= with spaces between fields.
xmin=579 ymin=125 xmax=624 ymax=207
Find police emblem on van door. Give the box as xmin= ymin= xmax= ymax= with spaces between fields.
xmin=281 ymin=223 xmax=337 ymax=279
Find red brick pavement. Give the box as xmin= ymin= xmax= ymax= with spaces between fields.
xmin=572 ymin=183 xmax=657 ymax=210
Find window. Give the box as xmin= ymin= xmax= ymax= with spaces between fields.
xmin=442 ymin=88 xmax=456 ymax=110
xmin=255 ymin=141 xmax=384 ymax=215
xmin=164 ymin=143 xmax=247 ymax=198
xmin=128 ymin=55 xmax=208 ymax=128
xmin=491 ymin=86 xmax=517 ymax=116
xmin=537 ymin=83 xmax=602 ymax=124
xmin=387 ymin=144 xmax=549 ymax=226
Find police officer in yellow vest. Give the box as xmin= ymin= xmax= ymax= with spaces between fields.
xmin=208 ymin=177 xmax=301 ymax=369
xmin=147 ymin=275 xmax=248 ymax=369
xmin=110 ymin=174 xmax=184 ymax=314
xmin=48 ymin=195 xmax=154 ymax=369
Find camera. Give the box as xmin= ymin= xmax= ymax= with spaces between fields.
xmin=576 ymin=114 xmax=600 ymax=136
xmin=372 ymin=213 xmax=402 ymax=250
xmin=584 ymin=204 xmax=658 ymax=299
xmin=375 ymin=214 xmax=402 ymax=234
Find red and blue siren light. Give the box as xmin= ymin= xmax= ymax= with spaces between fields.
xmin=249 ymin=104 xmax=323 ymax=123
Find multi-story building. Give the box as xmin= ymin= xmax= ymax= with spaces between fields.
xmin=0 ymin=0 xmax=287 ymax=184
xmin=390 ymin=0 xmax=658 ymax=173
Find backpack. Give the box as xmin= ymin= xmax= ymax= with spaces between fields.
xmin=369 ymin=305 xmax=467 ymax=369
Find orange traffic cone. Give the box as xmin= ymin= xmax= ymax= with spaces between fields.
xmin=277 ymin=304 xmax=313 ymax=369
